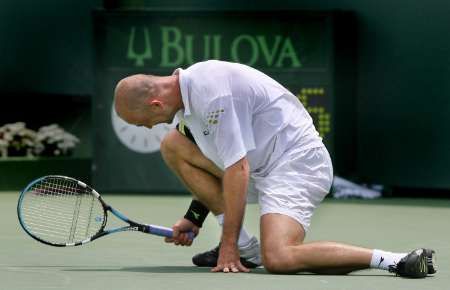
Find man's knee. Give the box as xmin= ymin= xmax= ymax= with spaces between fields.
xmin=262 ymin=246 xmax=305 ymax=274
xmin=160 ymin=129 xmax=191 ymax=167
xmin=160 ymin=130 xmax=179 ymax=160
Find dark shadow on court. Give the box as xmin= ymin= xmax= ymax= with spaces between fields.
xmin=63 ymin=266 xmax=212 ymax=273
xmin=250 ymin=269 xmax=393 ymax=277
xmin=61 ymin=266 xmax=394 ymax=277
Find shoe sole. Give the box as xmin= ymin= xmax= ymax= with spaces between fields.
xmin=412 ymin=249 xmax=428 ymax=278
xmin=424 ymin=249 xmax=437 ymax=274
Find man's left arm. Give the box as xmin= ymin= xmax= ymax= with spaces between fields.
xmin=212 ymin=156 xmax=250 ymax=273
xmin=205 ymin=95 xmax=254 ymax=273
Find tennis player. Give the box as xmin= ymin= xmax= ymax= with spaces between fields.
xmin=114 ymin=60 xmax=436 ymax=277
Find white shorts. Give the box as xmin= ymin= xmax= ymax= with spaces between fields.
xmin=247 ymin=145 xmax=333 ymax=232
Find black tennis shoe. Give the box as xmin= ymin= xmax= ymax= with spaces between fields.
xmin=192 ymin=236 xmax=261 ymax=268
xmin=388 ymin=248 xmax=432 ymax=278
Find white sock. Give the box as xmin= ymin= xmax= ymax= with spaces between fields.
xmin=215 ymin=214 xmax=254 ymax=248
xmin=370 ymin=249 xmax=408 ymax=270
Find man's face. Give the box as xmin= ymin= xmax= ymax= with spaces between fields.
xmin=116 ymin=102 xmax=163 ymax=130
xmin=136 ymin=113 xmax=159 ymax=129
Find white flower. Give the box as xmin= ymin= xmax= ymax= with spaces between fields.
xmin=36 ymin=124 xmax=79 ymax=156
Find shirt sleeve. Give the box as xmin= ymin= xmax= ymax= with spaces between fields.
xmin=203 ymin=95 xmax=256 ymax=169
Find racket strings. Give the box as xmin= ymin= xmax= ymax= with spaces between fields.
xmin=20 ymin=177 xmax=104 ymax=245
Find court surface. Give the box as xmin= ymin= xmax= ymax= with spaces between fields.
xmin=1 ymin=192 xmax=449 ymax=290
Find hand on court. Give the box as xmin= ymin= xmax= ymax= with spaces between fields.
xmin=165 ymin=218 xmax=199 ymax=246
xmin=212 ymin=243 xmax=250 ymax=273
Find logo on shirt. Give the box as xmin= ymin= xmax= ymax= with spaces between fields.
xmin=203 ymin=109 xmax=224 ymax=135
xmin=206 ymin=109 xmax=224 ymax=125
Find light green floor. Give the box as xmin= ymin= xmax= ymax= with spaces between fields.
xmin=1 ymin=192 xmax=449 ymax=290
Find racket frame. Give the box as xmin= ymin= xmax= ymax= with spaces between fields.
xmin=17 ymin=175 xmax=187 ymax=247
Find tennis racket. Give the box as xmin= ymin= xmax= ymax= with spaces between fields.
xmin=17 ymin=175 xmax=194 ymax=247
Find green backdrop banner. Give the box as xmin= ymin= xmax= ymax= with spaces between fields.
xmin=93 ymin=10 xmax=355 ymax=192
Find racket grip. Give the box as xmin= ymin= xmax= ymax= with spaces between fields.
xmin=146 ymin=224 xmax=195 ymax=240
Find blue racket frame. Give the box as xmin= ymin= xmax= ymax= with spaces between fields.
xmin=17 ymin=175 xmax=194 ymax=247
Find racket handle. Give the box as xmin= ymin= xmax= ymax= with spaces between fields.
xmin=146 ymin=224 xmax=195 ymax=240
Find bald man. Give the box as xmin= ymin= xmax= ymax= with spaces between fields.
xmin=114 ymin=60 xmax=436 ymax=277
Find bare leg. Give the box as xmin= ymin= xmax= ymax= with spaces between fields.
xmin=260 ymin=213 xmax=372 ymax=274
xmin=160 ymin=129 xmax=224 ymax=214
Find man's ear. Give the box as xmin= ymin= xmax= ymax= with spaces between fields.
xmin=146 ymin=98 xmax=163 ymax=107
xmin=151 ymin=100 xmax=163 ymax=106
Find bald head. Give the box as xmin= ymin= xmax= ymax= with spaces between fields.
xmin=114 ymin=74 xmax=159 ymax=117
xmin=113 ymin=73 xmax=183 ymax=128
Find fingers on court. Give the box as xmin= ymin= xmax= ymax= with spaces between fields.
xmin=234 ymin=260 xmax=250 ymax=273
xmin=237 ymin=262 xmax=250 ymax=273
xmin=211 ymin=265 xmax=235 ymax=273
xmin=212 ymin=262 xmax=249 ymax=273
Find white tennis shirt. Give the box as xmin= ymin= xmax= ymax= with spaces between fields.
xmin=174 ymin=60 xmax=323 ymax=174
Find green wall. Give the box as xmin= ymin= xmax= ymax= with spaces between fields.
xmin=1 ymin=0 xmax=449 ymax=188
xmin=0 ymin=0 xmax=100 ymax=95
xmin=0 ymin=0 xmax=101 ymax=159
